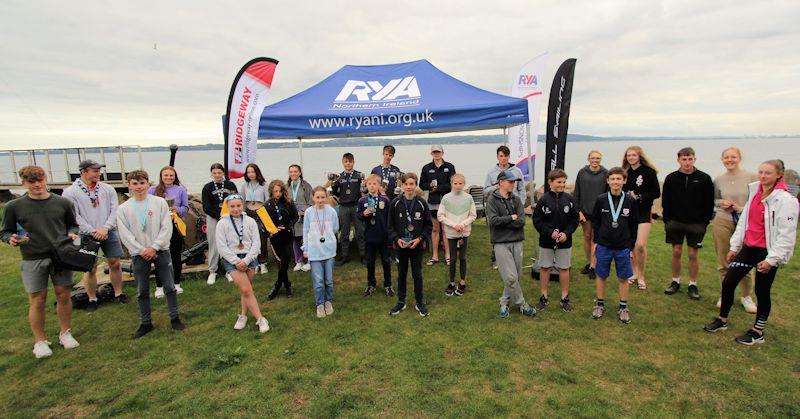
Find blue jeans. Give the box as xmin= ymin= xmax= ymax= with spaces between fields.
xmin=310 ymin=258 xmax=334 ymax=306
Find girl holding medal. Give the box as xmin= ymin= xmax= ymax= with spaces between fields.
xmin=215 ymin=194 xmax=270 ymax=333
xmin=590 ymin=167 xmax=639 ymax=324
xmin=201 ymin=163 xmax=238 ymax=285
xmin=387 ymin=173 xmax=433 ymax=317
xmin=302 ymin=186 xmax=339 ymax=318
xmin=287 ymin=164 xmax=313 ymax=272
xmin=265 ymin=180 xmax=299 ymax=300
xmin=242 ymin=163 xmax=270 ymax=274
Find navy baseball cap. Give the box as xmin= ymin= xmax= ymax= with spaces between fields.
xmin=496 ymin=170 xmax=520 ymax=183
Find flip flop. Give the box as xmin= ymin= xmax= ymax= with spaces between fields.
xmin=445 ymin=258 xmax=451 ymax=266
xmin=426 ymin=258 xmax=439 ymax=266
xmin=637 ymin=281 xmax=648 ymax=290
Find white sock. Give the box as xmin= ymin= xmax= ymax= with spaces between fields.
xmin=89 ymin=298 xmax=98 ymax=302
xmin=689 ymin=280 xmax=697 ymax=287
xmin=672 ymin=277 xmax=680 ymax=284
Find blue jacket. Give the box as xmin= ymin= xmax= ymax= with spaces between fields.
xmin=357 ymin=193 xmax=391 ymax=244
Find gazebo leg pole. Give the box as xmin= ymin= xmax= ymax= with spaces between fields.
xmin=298 ymin=137 xmax=304 ymax=168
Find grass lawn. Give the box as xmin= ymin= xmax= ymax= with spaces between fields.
xmin=0 ymin=219 xmax=798 ymax=417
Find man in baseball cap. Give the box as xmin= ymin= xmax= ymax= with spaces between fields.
xmin=78 ymin=160 xmax=105 ymax=171
xmin=495 ymin=170 xmax=521 ymax=184
xmin=420 ymin=143 xmax=456 ymax=266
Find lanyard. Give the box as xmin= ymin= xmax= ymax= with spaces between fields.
xmin=290 ymin=180 xmax=301 ymax=201
xmin=213 ymin=182 xmax=226 ymax=203
xmin=133 ymin=196 xmax=150 ymax=232
xmin=404 ymin=197 xmax=417 ymax=225
xmin=245 ymin=181 xmax=259 ymax=202
xmin=230 ymin=214 xmax=244 ymax=246
xmin=314 ymin=207 xmax=326 ymax=237
xmin=608 ymin=193 xmax=625 ymax=227
xmin=367 ymin=194 xmax=378 ymax=209
xmin=78 ymin=180 xmax=99 ymax=207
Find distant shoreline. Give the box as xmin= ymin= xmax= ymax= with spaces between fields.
xmin=130 ymin=134 xmax=797 ymax=153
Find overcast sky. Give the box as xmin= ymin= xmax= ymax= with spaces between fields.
xmin=0 ymin=0 xmax=798 ymax=149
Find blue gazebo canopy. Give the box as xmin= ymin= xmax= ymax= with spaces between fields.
xmin=258 ymin=59 xmax=529 ymax=139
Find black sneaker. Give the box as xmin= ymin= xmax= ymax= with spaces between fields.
xmin=384 ymin=286 xmax=395 ymax=297
xmin=285 ymin=286 xmax=294 ymax=298
xmin=735 ymin=329 xmax=765 ymax=346
xmin=115 ymin=293 xmax=129 ymax=304
xmin=588 ymin=267 xmax=596 ymax=280
xmin=84 ymin=300 xmax=99 ymax=313
xmin=664 ymin=281 xmax=681 ymax=295
xmin=389 ymin=302 xmax=406 ymax=316
xmin=455 ymin=283 xmax=466 ymax=296
xmin=415 ymin=303 xmax=430 ymax=317
xmin=445 ymin=283 xmax=455 ymax=296
xmin=687 ymin=284 xmax=700 ymax=300
xmin=580 ymin=264 xmax=591 ymax=275
xmin=703 ymin=317 xmax=728 ymax=333
xmin=363 ymin=285 xmax=375 ymax=297
xmin=561 ymin=297 xmax=573 ymax=312
xmin=266 ymin=287 xmax=279 ymax=301
xmin=335 ymin=257 xmax=350 ymax=267
xmin=171 ymin=317 xmax=186 ymax=331
xmin=535 ymin=295 xmax=549 ymax=311
xmin=133 ymin=323 xmax=154 ymax=339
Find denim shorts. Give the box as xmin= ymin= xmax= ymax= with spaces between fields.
xmin=222 ymin=254 xmax=259 ymax=274
xmin=595 ymin=244 xmax=633 ymax=281
xmin=99 ymin=229 xmax=124 ymax=258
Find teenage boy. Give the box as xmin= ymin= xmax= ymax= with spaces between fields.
xmin=1 ymin=166 xmax=80 ymax=358
xmin=420 ymin=144 xmax=456 ymax=266
xmin=662 ymin=147 xmax=715 ymax=300
xmin=117 ymin=170 xmax=186 ymax=338
xmin=532 ymin=169 xmax=580 ymax=312
xmin=63 ymin=159 xmax=127 ymax=312
xmin=371 ymin=145 xmax=402 ymax=200
xmin=331 ymin=153 xmax=365 ymax=266
xmin=484 ymin=145 xmax=526 ymax=269
xmin=590 ymin=167 xmax=639 ymax=324
xmin=387 ymin=173 xmax=433 ymax=317
xmin=358 ymin=174 xmax=394 ymax=296
xmin=486 ymin=170 xmax=536 ymax=318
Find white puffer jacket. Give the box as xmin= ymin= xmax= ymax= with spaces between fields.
xmin=730 ymin=181 xmax=799 ymax=266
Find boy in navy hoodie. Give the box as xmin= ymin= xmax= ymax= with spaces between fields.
xmin=358 ymin=174 xmax=394 ymax=297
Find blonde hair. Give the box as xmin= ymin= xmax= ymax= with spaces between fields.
xmin=451 ymin=173 xmax=466 ymax=184
xmin=622 ymin=146 xmax=658 ymax=173
xmin=762 ymin=159 xmax=785 ymax=176
xmin=588 ymin=150 xmax=602 ymax=158
xmin=365 ymin=174 xmax=381 ymax=184
xmin=721 ymin=147 xmax=742 ymax=159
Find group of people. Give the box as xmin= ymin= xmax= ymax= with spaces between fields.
xmin=1 ymin=142 xmax=797 ymax=358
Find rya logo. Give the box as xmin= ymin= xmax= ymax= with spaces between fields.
xmin=332 ymin=77 xmax=421 ymax=110
xmin=517 ymin=74 xmax=538 ymax=87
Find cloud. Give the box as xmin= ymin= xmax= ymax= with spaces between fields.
xmin=0 ymin=0 xmax=798 ymax=148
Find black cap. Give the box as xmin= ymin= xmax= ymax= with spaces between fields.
xmin=496 ymin=170 xmax=520 ymax=184
xmin=78 ymin=160 xmax=105 ymax=170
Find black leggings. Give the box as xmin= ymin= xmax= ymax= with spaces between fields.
xmin=720 ymin=245 xmax=777 ymax=330
xmin=447 ymin=237 xmax=468 ymax=282
xmin=397 ymin=247 xmax=424 ymax=304
xmin=155 ymin=224 xmax=184 ymax=286
xmin=272 ymin=238 xmax=294 ymax=290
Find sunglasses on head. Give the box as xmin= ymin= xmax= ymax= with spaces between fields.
xmin=225 ymin=194 xmax=243 ymax=202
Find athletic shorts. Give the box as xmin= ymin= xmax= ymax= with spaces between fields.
xmin=594 ymin=245 xmax=633 ymax=281
xmin=99 ymin=229 xmax=124 ymax=258
xmin=538 ymin=247 xmax=572 ymax=270
xmin=21 ymin=258 xmax=74 ymax=293
xmin=637 ymin=211 xmax=653 ymax=224
xmin=222 ymin=253 xmax=259 ymax=274
xmin=665 ymin=220 xmax=707 ymax=248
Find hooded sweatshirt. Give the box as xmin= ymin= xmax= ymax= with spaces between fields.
xmin=215 ymin=214 xmax=261 ymax=265
xmin=572 ymin=165 xmax=608 ymax=215
xmin=484 ymin=163 xmax=526 ymax=202
xmin=731 ymin=178 xmax=798 ymax=266
xmin=485 ymin=189 xmax=525 ymax=244
xmin=62 ymin=179 xmax=118 ymax=234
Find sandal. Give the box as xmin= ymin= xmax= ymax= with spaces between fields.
xmin=445 ymin=258 xmax=451 ymax=266
xmin=637 ymin=281 xmax=648 ymax=290
xmin=426 ymin=258 xmax=439 ymax=266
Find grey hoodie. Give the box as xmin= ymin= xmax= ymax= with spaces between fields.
xmin=485 ymin=189 xmax=526 ymax=243
xmin=573 ymin=165 xmax=608 ymax=215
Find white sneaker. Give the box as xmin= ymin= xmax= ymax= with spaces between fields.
xmin=175 ymin=284 xmax=184 ymax=294
xmin=59 ymin=329 xmax=80 ymax=350
xmin=154 ymin=287 xmax=165 ymax=299
xmin=293 ymin=263 xmax=303 ymax=272
xmin=741 ymin=296 xmax=757 ymax=314
xmin=207 ymin=273 xmax=217 ymax=285
xmin=256 ymin=317 xmax=270 ymax=333
xmin=324 ymin=301 xmax=334 ymax=315
xmin=234 ymin=315 xmax=248 ymax=330
xmin=301 ymin=263 xmax=311 ymax=272
xmin=258 ymin=263 xmax=268 ymax=274
xmin=316 ymin=304 xmax=326 ymax=318
xmin=716 ymin=297 xmax=721 ymax=308
xmin=33 ymin=341 xmax=53 ymax=358
xmin=226 ymin=273 xmax=234 ymax=283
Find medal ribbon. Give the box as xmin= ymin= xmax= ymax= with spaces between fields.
xmin=608 ymin=193 xmax=625 ymax=226
xmin=314 ymin=207 xmax=326 ymax=238
xmin=404 ymin=197 xmax=417 ymax=229
xmin=290 ymin=180 xmax=301 ymax=202
xmin=78 ymin=180 xmax=99 ymax=207
xmin=230 ymin=214 xmax=244 ymax=247
xmin=133 ymin=195 xmax=150 ymax=232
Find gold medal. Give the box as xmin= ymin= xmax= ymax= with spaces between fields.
xmin=407 ymin=224 xmax=414 ymax=232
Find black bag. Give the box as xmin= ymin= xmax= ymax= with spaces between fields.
xmin=71 ymin=286 xmax=89 ymax=309
xmin=96 ymin=283 xmax=116 ymax=303
xmin=52 ymin=235 xmax=100 ymax=272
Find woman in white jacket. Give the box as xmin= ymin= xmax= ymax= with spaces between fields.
xmin=216 ymin=194 xmax=270 ymax=333
xmin=704 ymin=160 xmax=798 ymax=345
